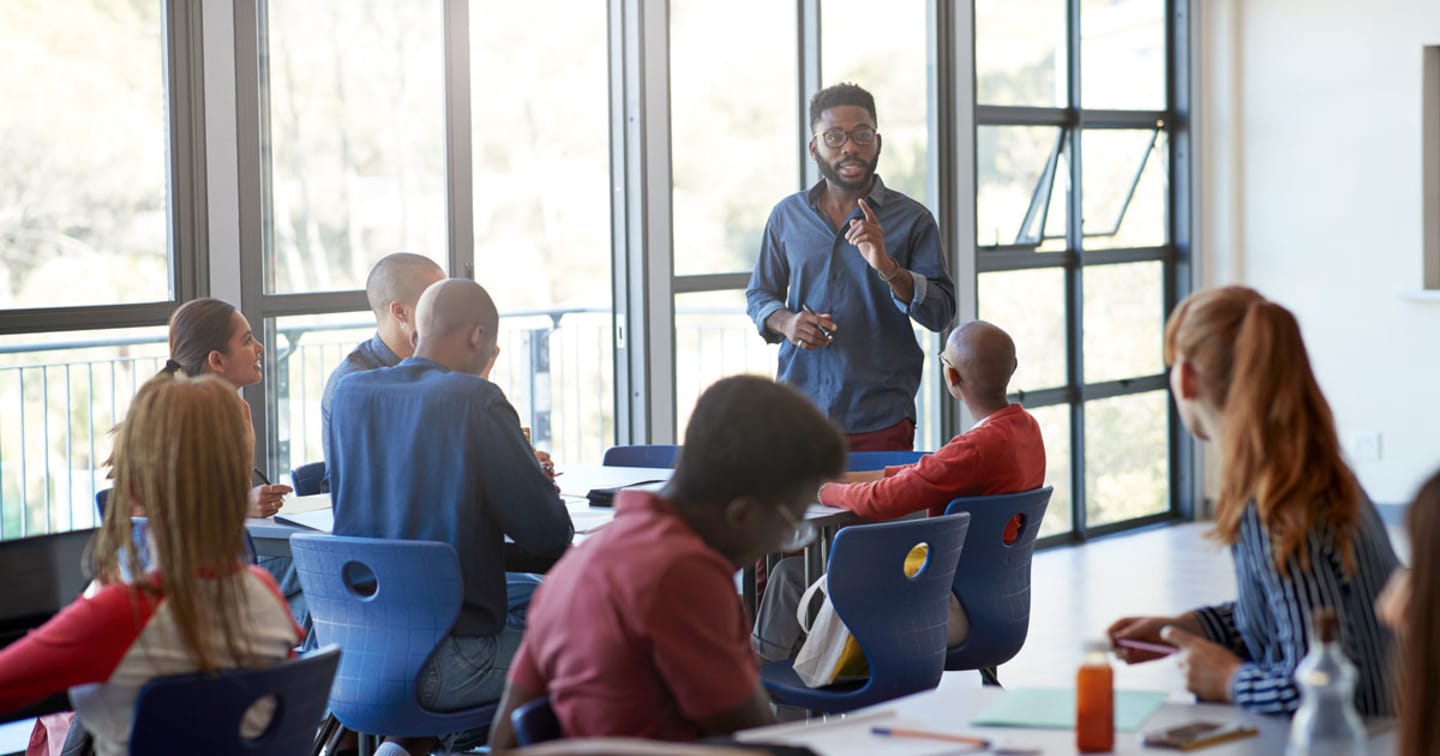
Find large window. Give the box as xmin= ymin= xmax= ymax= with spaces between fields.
xmin=974 ymin=0 xmax=1187 ymax=538
xmin=0 ymin=1 xmax=199 ymax=540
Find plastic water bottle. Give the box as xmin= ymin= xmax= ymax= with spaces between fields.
xmin=1286 ymin=608 xmax=1366 ymax=756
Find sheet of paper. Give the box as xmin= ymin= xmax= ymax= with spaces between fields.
xmin=284 ymin=493 xmax=331 ymax=514
xmin=970 ymin=687 xmax=1167 ymax=731
xmin=274 ymin=508 xmax=335 ymax=533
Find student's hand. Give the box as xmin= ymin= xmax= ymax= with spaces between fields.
xmin=1108 ymin=613 xmax=1200 ymax=664
xmin=1162 ymin=625 xmax=1241 ymax=703
xmin=247 ymin=483 xmax=292 ymax=518
xmin=1376 ymin=567 xmax=1411 ymax=632
xmin=535 ymin=449 xmax=557 ymax=479
xmin=777 ymin=309 xmax=837 ymax=351
xmin=846 ymin=198 xmax=891 ymax=273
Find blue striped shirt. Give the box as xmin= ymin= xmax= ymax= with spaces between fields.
xmin=1193 ymin=491 xmax=1398 ymax=716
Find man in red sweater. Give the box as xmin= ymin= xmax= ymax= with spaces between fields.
xmin=753 ymin=320 xmax=1045 ymax=662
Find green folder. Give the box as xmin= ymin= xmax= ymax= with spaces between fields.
xmin=971 ymin=688 xmax=1168 ymax=731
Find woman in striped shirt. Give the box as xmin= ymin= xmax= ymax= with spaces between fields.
xmin=1108 ymin=286 xmax=1398 ymax=716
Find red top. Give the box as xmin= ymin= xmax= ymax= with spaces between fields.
xmin=821 ymin=403 xmax=1046 ymax=543
xmin=510 ymin=491 xmax=759 ymax=741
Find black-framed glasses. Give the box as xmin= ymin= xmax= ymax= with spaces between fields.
xmin=776 ymin=505 xmax=817 ymax=551
xmin=938 ymin=351 xmax=956 ymax=370
xmin=814 ymin=126 xmax=878 ymax=149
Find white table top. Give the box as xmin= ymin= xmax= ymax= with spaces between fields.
xmin=734 ymin=674 xmax=1397 ymax=755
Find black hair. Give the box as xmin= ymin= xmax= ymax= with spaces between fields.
xmin=165 ymin=298 xmax=238 ymax=378
xmin=669 ymin=376 xmax=847 ymax=507
xmin=809 ymin=82 xmax=877 ymax=129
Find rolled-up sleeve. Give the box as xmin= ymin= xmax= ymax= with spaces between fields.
xmin=746 ymin=213 xmax=790 ymax=343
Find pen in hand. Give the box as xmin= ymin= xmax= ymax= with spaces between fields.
xmin=800 ymin=304 xmax=835 ymax=340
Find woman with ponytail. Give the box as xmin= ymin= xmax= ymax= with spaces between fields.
xmin=163 ymin=298 xmax=305 ymax=628
xmin=1108 ymin=286 xmax=1398 ymax=716
xmin=0 ymin=373 xmax=302 ymax=753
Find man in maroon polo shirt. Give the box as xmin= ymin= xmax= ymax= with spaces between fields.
xmin=488 ymin=376 xmax=847 ymax=746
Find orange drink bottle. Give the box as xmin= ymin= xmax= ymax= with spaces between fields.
xmin=1076 ymin=639 xmax=1115 ymax=752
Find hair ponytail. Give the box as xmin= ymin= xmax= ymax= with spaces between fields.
xmin=1167 ymin=287 xmax=1359 ymax=574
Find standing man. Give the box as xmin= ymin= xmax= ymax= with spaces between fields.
xmin=321 ymin=252 xmax=445 ymax=464
xmin=747 ymin=82 xmax=955 ymax=451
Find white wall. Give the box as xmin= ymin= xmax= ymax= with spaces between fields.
xmin=1200 ymin=0 xmax=1440 ymax=504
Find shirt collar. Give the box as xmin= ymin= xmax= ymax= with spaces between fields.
xmin=804 ymin=173 xmax=892 ymax=215
xmin=972 ymin=403 xmax=1023 ymax=429
xmin=368 ymin=332 xmax=401 ymax=367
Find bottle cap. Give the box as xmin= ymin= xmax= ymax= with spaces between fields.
xmin=1311 ymin=608 xmax=1339 ymax=643
xmin=1084 ymin=639 xmax=1111 ymax=654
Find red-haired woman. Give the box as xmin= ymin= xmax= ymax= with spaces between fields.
xmin=1109 ymin=286 xmax=1398 ymax=716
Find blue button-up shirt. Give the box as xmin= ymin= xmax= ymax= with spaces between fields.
xmin=746 ymin=176 xmax=956 ymax=434
xmin=321 ymin=332 xmax=399 ymax=464
xmin=328 ymin=357 xmax=574 ymax=637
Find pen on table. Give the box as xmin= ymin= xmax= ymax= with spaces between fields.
xmin=1114 ymin=637 xmax=1178 ymax=657
xmin=870 ymin=726 xmax=990 ymax=748
xmin=800 ymin=304 xmax=834 ymax=339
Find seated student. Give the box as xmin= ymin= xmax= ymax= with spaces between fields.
xmin=753 ymin=320 xmax=1044 ymax=662
xmin=159 ymin=297 xmax=303 ymax=627
xmin=1109 ymin=286 xmax=1398 ymax=717
xmin=328 ymin=278 xmax=573 ymax=756
xmin=1376 ymin=468 xmax=1439 ymax=756
xmin=321 ymin=254 xmax=548 ymax=629
xmin=487 ymin=376 xmax=848 ymax=748
xmin=0 ymin=373 xmax=302 ymax=755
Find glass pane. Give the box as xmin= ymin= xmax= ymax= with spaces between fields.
xmin=671 ymin=0 xmax=797 ymax=275
xmin=674 ymin=291 xmax=781 ymax=441
xmin=1082 ymin=261 xmax=1163 ymax=383
xmin=1084 ymin=390 xmax=1169 ymax=526
xmin=1028 ymin=403 xmax=1072 ymax=538
xmin=977 ymin=126 xmax=1068 ymax=251
xmin=0 ymin=326 xmax=170 ymax=538
xmin=975 ymin=0 xmax=1067 ymax=108
xmin=978 ymin=269 xmax=1067 ymax=392
xmin=471 ymin=0 xmax=610 ymax=311
xmin=0 ymin=2 xmax=170 ymax=308
xmin=822 ymin=0 xmax=929 ymax=203
xmin=1080 ymin=129 xmax=1168 ymax=250
xmin=1081 ymin=0 xmax=1166 ymax=111
xmin=269 ymin=307 xmax=613 ymax=478
xmin=262 ymin=0 xmax=448 ymax=294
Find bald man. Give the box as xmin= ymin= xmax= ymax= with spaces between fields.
xmin=321 ymin=252 xmax=445 ymax=464
xmin=327 ymin=278 xmax=574 ymax=752
xmin=752 ymin=320 xmax=1045 ymax=662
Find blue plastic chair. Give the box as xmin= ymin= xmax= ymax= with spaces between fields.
xmin=601 ymin=444 xmax=680 ymax=468
xmin=290 ymin=534 xmax=497 ymax=751
xmin=129 ymin=517 xmax=258 ymax=568
xmin=129 ymin=644 xmax=341 ymax=756
xmin=942 ymin=486 xmax=1054 ymax=686
xmin=846 ymin=450 xmax=926 ymax=471
xmin=511 ymin=695 xmax=562 ymax=746
xmin=759 ymin=513 xmax=971 ymax=713
xmin=289 ymin=461 xmax=328 ymax=496
xmin=95 ymin=488 xmax=110 ymax=519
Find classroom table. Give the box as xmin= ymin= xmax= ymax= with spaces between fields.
xmin=733 ymin=672 xmax=1397 ymax=755
xmin=245 ymin=464 xmax=858 ymax=611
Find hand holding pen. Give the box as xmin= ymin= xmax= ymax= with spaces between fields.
xmin=790 ymin=304 xmax=836 ymax=350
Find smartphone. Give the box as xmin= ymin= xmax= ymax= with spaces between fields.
xmin=1141 ymin=721 xmax=1259 ymax=750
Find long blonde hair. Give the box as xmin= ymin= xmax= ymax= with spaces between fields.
xmin=1164 ymin=286 xmax=1360 ymax=574
xmin=93 ymin=372 xmax=259 ymax=672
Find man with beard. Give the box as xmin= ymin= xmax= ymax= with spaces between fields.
xmin=746 ymin=82 xmax=955 ymax=451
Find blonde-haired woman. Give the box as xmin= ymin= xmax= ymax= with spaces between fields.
xmin=1109 ymin=286 xmax=1398 ymax=716
xmin=0 ymin=373 xmax=302 ymax=754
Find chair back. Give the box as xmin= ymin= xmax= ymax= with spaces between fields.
xmin=290 ymin=534 xmax=494 ymax=738
xmin=511 ymin=695 xmax=562 ymax=746
xmin=129 ymin=644 xmax=341 ymax=756
xmin=96 ymin=488 xmax=110 ymax=519
xmin=826 ymin=513 xmax=970 ymax=705
xmin=601 ymin=444 xmax=680 ymax=469
xmin=289 ymin=461 xmax=328 ymax=496
xmin=846 ymin=450 xmax=925 ymax=472
xmin=942 ymin=486 xmax=1053 ymax=671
